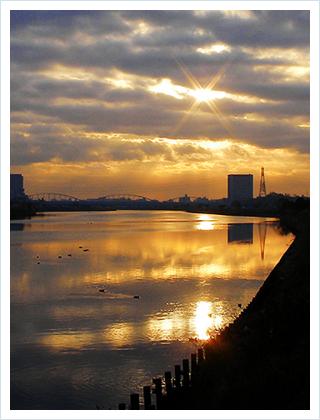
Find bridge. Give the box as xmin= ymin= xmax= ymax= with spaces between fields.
xmin=28 ymin=193 xmax=80 ymax=202
xmin=28 ymin=192 xmax=205 ymax=203
xmin=28 ymin=192 xmax=158 ymax=202
xmin=95 ymin=194 xmax=155 ymax=202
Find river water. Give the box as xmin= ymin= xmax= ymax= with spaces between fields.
xmin=10 ymin=210 xmax=293 ymax=409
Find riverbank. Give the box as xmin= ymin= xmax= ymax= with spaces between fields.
xmin=159 ymin=209 xmax=309 ymax=409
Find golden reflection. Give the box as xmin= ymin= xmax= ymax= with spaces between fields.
xmin=19 ymin=220 xmax=293 ymax=292
xmin=213 ymin=314 xmax=223 ymax=329
xmin=193 ymin=301 xmax=213 ymax=340
xmin=146 ymin=314 xmax=186 ymax=341
xmin=102 ymin=322 xmax=134 ymax=347
xmin=160 ymin=318 xmax=173 ymax=333
xmin=39 ymin=323 xmax=136 ymax=350
xmin=39 ymin=331 xmax=95 ymax=350
xmin=196 ymin=213 xmax=215 ymax=230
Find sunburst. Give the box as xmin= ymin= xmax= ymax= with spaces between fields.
xmin=173 ymin=57 xmax=233 ymax=135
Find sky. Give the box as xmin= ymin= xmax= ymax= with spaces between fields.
xmin=10 ymin=9 xmax=310 ymax=199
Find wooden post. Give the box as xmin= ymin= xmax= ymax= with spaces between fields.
xmin=198 ymin=348 xmax=204 ymax=365
xmin=191 ymin=353 xmax=197 ymax=384
xmin=164 ymin=371 xmax=172 ymax=395
xmin=153 ymin=377 xmax=162 ymax=409
xmin=130 ymin=393 xmax=140 ymax=410
xmin=118 ymin=403 xmax=126 ymax=410
xmin=182 ymin=358 xmax=190 ymax=388
xmin=174 ymin=364 xmax=181 ymax=389
xmin=143 ymin=385 xmax=152 ymax=410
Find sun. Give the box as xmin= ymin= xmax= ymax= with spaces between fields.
xmin=172 ymin=56 xmax=232 ymax=135
xmin=191 ymin=88 xmax=226 ymax=103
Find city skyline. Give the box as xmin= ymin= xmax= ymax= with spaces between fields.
xmin=10 ymin=10 xmax=310 ymax=199
xmin=13 ymin=169 xmax=308 ymax=202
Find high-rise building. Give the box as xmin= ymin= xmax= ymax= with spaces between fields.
xmin=10 ymin=174 xmax=26 ymax=200
xmin=228 ymin=174 xmax=253 ymax=203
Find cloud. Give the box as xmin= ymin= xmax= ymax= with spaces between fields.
xmin=10 ymin=9 xmax=310 ymax=196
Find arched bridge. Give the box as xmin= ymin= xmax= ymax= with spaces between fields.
xmin=28 ymin=193 xmax=80 ymax=202
xmin=28 ymin=193 xmax=204 ymax=203
xmin=96 ymin=194 xmax=155 ymax=201
xmin=28 ymin=193 xmax=157 ymax=202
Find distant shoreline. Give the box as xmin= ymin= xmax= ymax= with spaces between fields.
xmin=10 ymin=195 xmax=309 ymax=222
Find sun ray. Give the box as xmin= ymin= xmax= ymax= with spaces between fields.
xmin=205 ymin=61 xmax=230 ymax=91
xmin=205 ymin=99 xmax=233 ymax=137
xmin=173 ymin=56 xmax=202 ymax=90
xmin=174 ymin=99 xmax=202 ymax=134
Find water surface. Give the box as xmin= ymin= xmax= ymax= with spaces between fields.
xmin=11 ymin=210 xmax=293 ymax=409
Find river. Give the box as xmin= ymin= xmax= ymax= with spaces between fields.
xmin=10 ymin=210 xmax=293 ymax=409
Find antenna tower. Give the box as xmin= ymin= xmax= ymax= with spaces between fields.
xmin=259 ymin=167 xmax=267 ymax=197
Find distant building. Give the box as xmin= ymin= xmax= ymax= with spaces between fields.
xmin=228 ymin=174 xmax=253 ymax=203
xmin=178 ymin=194 xmax=191 ymax=204
xmin=194 ymin=196 xmax=209 ymax=205
xmin=10 ymin=174 xmax=26 ymax=201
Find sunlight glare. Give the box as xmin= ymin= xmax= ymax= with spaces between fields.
xmin=196 ymin=214 xmax=215 ymax=231
xmin=191 ymin=88 xmax=226 ymax=103
xmin=197 ymin=44 xmax=231 ymax=55
xmin=149 ymin=79 xmax=187 ymax=99
xmin=213 ymin=314 xmax=223 ymax=329
xmin=194 ymin=301 xmax=213 ymax=340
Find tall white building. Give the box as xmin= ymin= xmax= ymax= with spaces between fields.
xmin=228 ymin=174 xmax=253 ymax=203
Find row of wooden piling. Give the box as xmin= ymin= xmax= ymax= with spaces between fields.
xmin=118 ymin=347 xmax=205 ymax=410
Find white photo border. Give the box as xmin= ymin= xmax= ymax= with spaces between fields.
xmin=1 ymin=1 xmax=319 ymax=419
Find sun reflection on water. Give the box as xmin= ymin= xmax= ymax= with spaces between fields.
xmin=213 ymin=314 xmax=223 ymax=329
xmin=192 ymin=301 xmax=225 ymax=340
xmin=193 ymin=301 xmax=213 ymax=340
xmin=196 ymin=214 xmax=215 ymax=231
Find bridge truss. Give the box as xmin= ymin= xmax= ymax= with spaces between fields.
xmin=96 ymin=194 xmax=155 ymax=201
xmin=28 ymin=193 xmax=80 ymax=202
